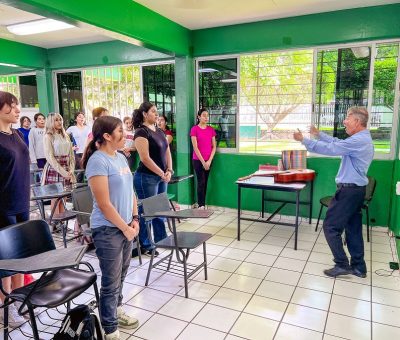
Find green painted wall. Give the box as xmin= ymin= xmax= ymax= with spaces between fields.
xmin=10 ymin=0 xmax=191 ymax=55
xmin=47 ymin=41 xmax=171 ymax=70
xmin=36 ymin=68 xmax=55 ymax=114
xmin=390 ymin=160 xmax=400 ymax=232
xmin=174 ymin=56 xmax=195 ymax=204
xmin=192 ymin=4 xmax=400 ymax=56
xmin=0 ymin=38 xmax=47 ymax=69
xmin=205 ymin=154 xmax=392 ymax=227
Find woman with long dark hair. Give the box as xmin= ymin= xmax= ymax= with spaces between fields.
xmin=190 ymin=107 xmax=217 ymax=208
xmin=132 ymin=102 xmax=173 ymax=256
xmin=82 ymin=116 xmax=140 ymax=339
xmin=0 ymin=91 xmax=29 ymax=327
xmin=157 ymin=114 xmax=173 ymax=145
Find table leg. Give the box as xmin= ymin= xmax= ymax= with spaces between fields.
xmin=261 ymin=190 xmax=265 ymax=218
xmin=294 ymin=191 xmax=300 ymax=250
xmin=309 ymin=181 xmax=314 ymax=224
xmin=237 ymin=185 xmax=241 ymax=241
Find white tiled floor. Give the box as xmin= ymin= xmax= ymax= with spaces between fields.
xmin=2 ymin=207 xmax=400 ymax=339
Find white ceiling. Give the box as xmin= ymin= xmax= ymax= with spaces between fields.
xmin=0 ymin=4 xmax=112 ymax=48
xmin=134 ymin=0 xmax=400 ymax=29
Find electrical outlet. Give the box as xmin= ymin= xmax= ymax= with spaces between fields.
xmin=389 ymin=262 xmax=399 ymax=270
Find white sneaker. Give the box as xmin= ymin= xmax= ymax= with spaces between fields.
xmin=105 ymin=329 xmax=120 ymax=340
xmin=0 ymin=303 xmax=26 ymax=328
xmin=117 ymin=306 xmax=139 ymax=329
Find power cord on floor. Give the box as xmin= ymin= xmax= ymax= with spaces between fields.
xmin=374 ymin=269 xmax=396 ymax=277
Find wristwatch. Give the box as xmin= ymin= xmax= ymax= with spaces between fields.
xmin=132 ymin=214 xmax=139 ymax=222
xmin=167 ymin=169 xmax=174 ymax=175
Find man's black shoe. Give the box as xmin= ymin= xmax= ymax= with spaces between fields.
xmin=352 ymin=268 xmax=367 ymax=278
xmin=141 ymin=248 xmax=159 ymax=257
xmin=323 ymin=266 xmax=352 ymax=278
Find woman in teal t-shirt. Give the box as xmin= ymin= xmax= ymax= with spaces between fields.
xmin=82 ymin=116 xmax=139 ymax=339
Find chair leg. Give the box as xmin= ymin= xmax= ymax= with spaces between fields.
xmin=183 ymin=255 xmax=189 ymax=298
xmin=169 ymin=199 xmax=180 ymax=223
xmin=62 ymin=222 xmax=67 ymax=248
xmin=28 ymin=307 xmax=40 ymax=340
xmin=365 ymin=207 xmax=370 ymax=243
xmin=315 ymin=204 xmax=324 ymax=232
xmin=203 ymin=242 xmax=208 ymax=281
xmin=145 ymin=250 xmax=155 ymax=286
xmin=4 ymin=303 xmax=9 ymax=340
xmin=167 ymin=250 xmax=173 ymax=270
xmin=136 ymin=237 xmax=142 ymax=265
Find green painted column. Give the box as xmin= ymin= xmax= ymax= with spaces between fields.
xmin=36 ymin=68 xmax=55 ymax=115
xmin=174 ymin=56 xmax=195 ymax=205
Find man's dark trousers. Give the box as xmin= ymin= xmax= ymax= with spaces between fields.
xmin=323 ymin=184 xmax=367 ymax=274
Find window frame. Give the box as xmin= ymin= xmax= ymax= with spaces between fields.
xmin=195 ymin=54 xmax=240 ymax=154
xmin=195 ymin=39 xmax=400 ymax=160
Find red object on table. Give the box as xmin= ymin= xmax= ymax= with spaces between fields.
xmin=273 ymin=169 xmax=315 ymax=183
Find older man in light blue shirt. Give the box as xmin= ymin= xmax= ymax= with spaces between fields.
xmin=294 ymin=107 xmax=374 ymax=278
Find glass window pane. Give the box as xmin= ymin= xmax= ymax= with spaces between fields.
xmin=240 ymin=50 xmax=313 ymax=154
xmin=198 ymin=58 xmax=238 ymax=149
xmin=371 ymin=43 xmax=399 ymax=154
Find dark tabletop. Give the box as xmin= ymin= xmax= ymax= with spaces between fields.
xmin=143 ymin=208 xmax=213 ymax=219
xmin=0 ymin=245 xmax=87 ymax=274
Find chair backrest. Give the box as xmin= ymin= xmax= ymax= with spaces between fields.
xmin=0 ymin=220 xmax=55 ymax=262
xmin=72 ymin=186 xmax=93 ymax=225
xmin=365 ymin=176 xmax=377 ymax=202
xmin=32 ymin=182 xmax=64 ymax=197
xmin=141 ymin=192 xmax=171 ymax=222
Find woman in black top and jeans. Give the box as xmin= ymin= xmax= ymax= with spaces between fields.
xmin=0 ymin=91 xmax=30 ymax=327
xmin=133 ymin=102 xmax=173 ymax=255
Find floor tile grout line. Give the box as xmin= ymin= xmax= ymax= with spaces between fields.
xmin=273 ymin=219 xmax=323 ymax=339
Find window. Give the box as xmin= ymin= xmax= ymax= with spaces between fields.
xmin=0 ymin=74 xmax=39 ymax=108
xmin=143 ymin=63 xmax=176 ymax=132
xmin=239 ymin=50 xmax=313 ymax=154
xmin=19 ymin=75 xmax=38 ymax=108
xmin=0 ymin=75 xmax=20 ymax=99
xmin=371 ymin=43 xmax=398 ymax=154
xmin=315 ymin=43 xmax=399 ymax=154
xmin=82 ymin=65 xmax=141 ymax=123
xmin=56 ymin=71 xmax=83 ymax=126
xmin=198 ymin=41 xmax=400 ymax=158
xmin=198 ymin=58 xmax=238 ymax=149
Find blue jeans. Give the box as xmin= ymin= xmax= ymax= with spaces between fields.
xmin=323 ymin=185 xmax=367 ymax=273
xmin=133 ymin=171 xmax=167 ymax=250
xmin=92 ymin=226 xmax=132 ymax=334
xmin=0 ymin=211 xmax=29 ymax=228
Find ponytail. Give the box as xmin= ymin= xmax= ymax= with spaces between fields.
xmin=81 ymin=116 xmax=123 ymax=169
xmin=81 ymin=139 xmax=97 ymax=169
xmin=132 ymin=101 xmax=155 ymax=129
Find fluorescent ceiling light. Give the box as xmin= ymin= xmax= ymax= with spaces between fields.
xmin=199 ymin=68 xmax=218 ymax=73
xmin=7 ymin=19 xmax=74 ymax=36
xmin=0 ymin=62 xmax=18 ymax=67
xmin=221 ymin=78 xmax=237 ymax=83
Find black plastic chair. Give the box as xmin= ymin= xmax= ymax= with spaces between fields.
xmin=32 ymin=183 xmax=78 ymax=247
xmin=141 ymin=193 xmax=213 ymax=298
xmin=0 ymin=219 xmax=99 ymax=340
xmin=315 ymin=176 xmax=377 ymax=242
xmin=71 ymin=185 xmax=142 ymax=264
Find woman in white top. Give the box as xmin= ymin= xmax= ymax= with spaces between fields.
xmin=121 ymin=116 xmax=136 ymax=170
xmin=42 ymin=113 xmax=76 ymax=214
xmin=66 ymin=111 xmax=91 ymax=170
xmin=28 ymin=113 xmax=46 ymax=168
